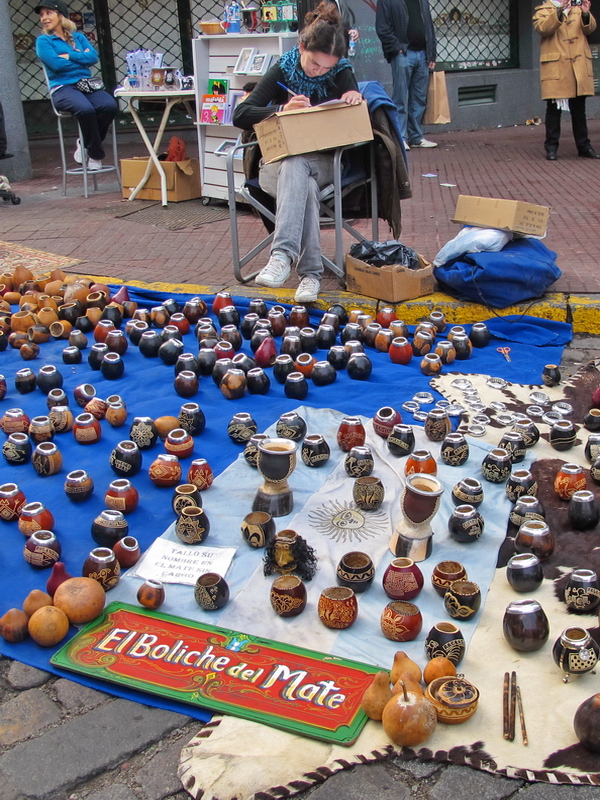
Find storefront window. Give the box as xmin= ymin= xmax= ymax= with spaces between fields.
xmin=431 ymin=0 xmax=518 ymax=71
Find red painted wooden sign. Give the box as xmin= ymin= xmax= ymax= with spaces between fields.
xmin=51 ymin=603 xmax=380 ymax=744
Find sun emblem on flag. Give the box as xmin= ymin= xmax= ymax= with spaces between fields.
xmin=308 ymin=500 xmax=388 ymax=543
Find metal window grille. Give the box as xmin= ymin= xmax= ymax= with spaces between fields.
xmin=11 ymin=0 xmax=48 ymax=103
xmin=430 ymin=0 xmax=518 ymax=72
xmin=190 ymin=0 xmax=227 ymax=36
xmin=10 ymin=0 xmax=220 ymax=134
xmin=109 ymin=0 xmax=184 ymax=86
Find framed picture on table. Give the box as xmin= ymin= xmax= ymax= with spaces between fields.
xmin=234 ymin=47 xmax=255 ymax=74
xmin=247 ymin=52 xmax=272 ymax=76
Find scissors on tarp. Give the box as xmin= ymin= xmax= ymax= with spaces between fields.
xmin=497 ymin=347 xmax=512 ymax=362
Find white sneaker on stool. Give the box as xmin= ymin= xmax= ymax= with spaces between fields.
xmin=73 ymin=138 xmax=83 ymax=164
xmin=414 ymin=138 xmax=438 ymax=148
xmin=255 ymin=251 xmax=291 ymax=288
xmin=295 ymin=275 xmax=320 ymax=303
xmin=403 ymin=141 xmax=410 ymax=150
xmin=87 ymin=158 xmax=103 ymax=172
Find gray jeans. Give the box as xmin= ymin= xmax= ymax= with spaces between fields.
xmin=259 ymin=152 xmax=334 ymax=278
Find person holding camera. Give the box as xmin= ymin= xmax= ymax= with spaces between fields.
xmin=533 ymin=0 xmax=599 ymax=161
xmin=35 ymin=0 xmax=117 ymax=171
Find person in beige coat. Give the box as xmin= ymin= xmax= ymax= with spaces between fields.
xmin=533 ymin=0 xmax=599 ymax=160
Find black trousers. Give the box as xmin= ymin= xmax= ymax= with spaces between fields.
xmin=545 ymin=96 xmax=591 ymax=153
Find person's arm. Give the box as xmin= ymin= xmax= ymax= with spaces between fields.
xmin=580 ymin=0 xmax=596 ymax=33
xmin=375 ymin=0 xmax=402 ymax=58
xmin=333 ymin=65 xmax=359 ymax=96
xmin=533 ymin=3 xmax=565 ymax=36
xmin=233 ymin=64 xmax=288 ymax=129
xmin=36 ymin=35 xmax=75 ymax=72
xmin=334 ymin=67 xmax=361 ymax=104
xmin=421 ymin=0 xmax=437 ymax=64
xmin=67 ymin=32 xmax=99 ymax=65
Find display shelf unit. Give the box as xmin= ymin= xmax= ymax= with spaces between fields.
xmin=192 ymin=32 xmax=297 ymax=202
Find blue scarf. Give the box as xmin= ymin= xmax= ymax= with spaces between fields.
xmin=278 ymin=46 xmax=351 ymax=101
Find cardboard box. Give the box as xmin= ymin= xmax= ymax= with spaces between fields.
xmin=345 ymin=254 xmax=434 ymax=303
xmin=452 ymin=195 xmax=550 ymax=237
xmin=120 ymin=158 xmax=201 ymax=202
xmin=254 ymin=101 xmax=373 ymax=164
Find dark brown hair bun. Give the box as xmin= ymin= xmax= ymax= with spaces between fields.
xmin=301 ymin=0 xmax=345 ymax=57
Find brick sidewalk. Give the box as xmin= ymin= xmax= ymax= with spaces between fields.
xmin=1 ymin=125 xmax=600 ymax=799
xmin=2 ymin=120 xmax=599 ymax=295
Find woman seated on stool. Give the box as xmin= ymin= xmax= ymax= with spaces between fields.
xmin=35 ymin=0 xmax=117 ymax=172
xmin=233 ymin=1 xmax=362 ymax=304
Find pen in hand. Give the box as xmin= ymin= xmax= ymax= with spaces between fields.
xmin=277 ymin=81 xmax=298 ymax=96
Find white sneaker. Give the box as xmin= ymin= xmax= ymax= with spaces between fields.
xmin=415 ymin=138 xmax=438 ymax=148
xmin=73 ymin=138 xmax=83 ymax=164
xmin=255 ymin=252 xmax=291 ymax=288
xmin=403 ymin=141 xmax=410 ymax=150
xmin=87 ymin=158 xmax=103 ymax=172
xmin=294 ymin=275 xmax=320 ymax=303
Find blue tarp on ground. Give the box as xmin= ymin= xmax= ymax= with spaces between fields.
xmin=0 ymin=287 xmax=571 ymax=719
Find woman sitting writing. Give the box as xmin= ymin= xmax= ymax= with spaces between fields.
xmin=35 ymin=0 xmax=117 ymax=172
xmin=233 ymin=2 xmax=362 ymax=303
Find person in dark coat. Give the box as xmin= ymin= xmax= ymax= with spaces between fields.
xmin=375 ymin=0 xmax=437 ymax=149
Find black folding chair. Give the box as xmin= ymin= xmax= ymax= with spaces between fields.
xmin=226 ymin=138 xmax=379 ymax=288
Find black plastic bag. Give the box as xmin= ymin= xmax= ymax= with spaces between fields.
xmin=349 ymin=239 xmax=420 ymax=269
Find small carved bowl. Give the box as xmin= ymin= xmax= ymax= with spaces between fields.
xmin=424 ymin=676 xmax=479 ymax=724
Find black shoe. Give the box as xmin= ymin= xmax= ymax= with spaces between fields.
xmin=578 ymin=147 xmax=600 ymax=159
xmin=546 ymin=150 xmax=558 ymax=161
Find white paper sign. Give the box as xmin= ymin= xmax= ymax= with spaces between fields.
xmin=130 ymin=539 xmax=236 ymax=585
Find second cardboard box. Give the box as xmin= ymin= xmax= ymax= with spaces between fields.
xmin=452 ymin=195 xmax=550 ymax=237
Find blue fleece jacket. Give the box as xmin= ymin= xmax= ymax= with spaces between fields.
xmin=36 ymin=31 xmax=98 ymax=88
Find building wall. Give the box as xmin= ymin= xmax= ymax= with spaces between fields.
xmin=426 ymin=0 xmax=600 ymax=133
xmin=10 ymin=0 xmax=600 ymax=132
xmin=441 ymin=69 xmax=599 ymax=132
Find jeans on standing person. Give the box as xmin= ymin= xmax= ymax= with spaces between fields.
xmin=390 ymin=48 xmax=429 ymax=145
xmin=258 ymin=152 xmax=334 ymax=279
xmin=51 ymin=85 xmax=117 ymax=160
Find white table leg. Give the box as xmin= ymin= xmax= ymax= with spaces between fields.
xmin=126 ymin=96 xmax=181 ymax=206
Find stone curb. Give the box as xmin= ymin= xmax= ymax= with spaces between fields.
xmin=77 ymin=274 xmax=600 ymax=334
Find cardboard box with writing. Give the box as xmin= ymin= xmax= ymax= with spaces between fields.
xmin=121 ymin=158 xmax=201 ymax=202
xmin=345 ymin=254 xmax=434 ymax=303
xmin=452 ymin=195 xmax=550 ymax=237
xmin=254 ymin=101 xmax=373 ymax=164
